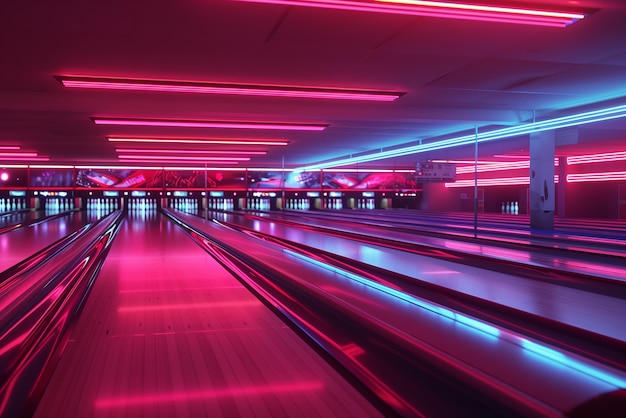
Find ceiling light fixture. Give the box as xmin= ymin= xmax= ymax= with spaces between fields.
xmin=30 ymin=165 xmax=75 ymax=169
xmin=117 ymin=155 xmax=249 ymax=161
xmin=108 ymin=137 xmax=289 ymax=146
xmin=0 ymin=157 xmax=49 ymax=162
xmin=299 ymin=103 xmax=626 ymax=171
xmin=115 ymin=148 xmax=266 ymax=155
xmin=567 ymin=151 xmax=626 ymax=165
xmin=234 ymin=0 xmax=585 ymax=27
xmin=58 ymin=76 xmax=403 ymax=102
xmin=0 ymin=152 xmax=38 ymax=157
xmin=93 ymin=118 xmax=327 ymax=131
xmin=446 ymin=175 xmax=559 ymax=187
xmin=567 ymin=171 xmax=626 ymax=182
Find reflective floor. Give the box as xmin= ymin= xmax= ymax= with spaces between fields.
xmin=0 ymin=211 xmax=92 ymax=272
xmin=33 ymin=212 xmax=382 ymax=418
xmin=217 ymin=211 xmax=626 ymax=342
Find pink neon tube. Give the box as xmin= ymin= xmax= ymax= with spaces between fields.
xmin=234 ymin=0 xmax=584 ymax=27
xmin=108 ymin=137 xmax=289 ymax=145
xmin=93 ymin=118 xmax=327 ymax=131
xmin=115 ymin=149 xmax=267 ymax=155
xmin=59 ymin=77 xmax=402 ymax=101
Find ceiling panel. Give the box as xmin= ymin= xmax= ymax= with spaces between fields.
xmin=0 ymin=0 xmax=625 ymax=169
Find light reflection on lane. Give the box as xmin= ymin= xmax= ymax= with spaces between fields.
xmin=226 ymin=215 xmax=626 ymax=342
xmin=0 ymin=212 xmax=95 ymax=273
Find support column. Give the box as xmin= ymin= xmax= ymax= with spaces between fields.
xmin=529 ymin=130 xmax=555 ymax=230
xmin=557 ymin=156 xmax=567 ymax=218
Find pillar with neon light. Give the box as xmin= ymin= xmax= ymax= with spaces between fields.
xmin=529 ymin=130 xmax=555 ymax=230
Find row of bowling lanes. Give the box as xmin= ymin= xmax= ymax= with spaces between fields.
xmin=0 ymin=196 xmax=383 ymax=215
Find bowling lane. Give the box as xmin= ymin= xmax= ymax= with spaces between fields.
xmin=34 ymin=211 xmax=383 ymax=418
xmin=0 ymin=211 xmax=99 ymax=273
xmin=215 ymin=212 xmax=626 ymax=342
xmin=294 ymin=209 xmax=626 ymax=252
xmin=249 ymin=211 xmax=626 ymax=282
xmin=0 ymin=210 xmax=44 ymax=230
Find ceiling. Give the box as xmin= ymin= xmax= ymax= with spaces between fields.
xmin=1 ymin=0 xmax=626 ymax=170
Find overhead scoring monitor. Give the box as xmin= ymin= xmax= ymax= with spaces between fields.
xmin=416 ymin=162 xmax=456 ymax=182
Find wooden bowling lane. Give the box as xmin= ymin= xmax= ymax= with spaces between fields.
xmin=33 ymin=212 xmax=382 ymax=418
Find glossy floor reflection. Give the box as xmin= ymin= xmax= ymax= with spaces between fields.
xmin=34 ymin=213 xmax=382 ymax=418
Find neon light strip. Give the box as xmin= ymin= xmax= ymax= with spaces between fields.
xmin=520 ymin=339 xmax=626 ymax=388
xmin=0 ymin=146 xmax=21 ymax=150
xmin=0 ymin=157 xmax=50 ymax=161
xmin=567 ymin=151 xmax=626 ymax=165
xmin=380 ymin=0 xmax=583 ymax=19
xmin=567 ymin=171 xmax=626 ymax=182
xmin=299 ymin=103 xmax=626 ymax=171
xmin=445 ymin=175 xmax=559 ymax=187
xmin=236 ymin=0 xmax=584 ymax=27
xmin=456 ymin=161 xmax=530 ymax=174
xmin=0 ymin=152 xmax=38 ymax=157
xmin=454 ymin=159 xmax=559 ymax=174
xmin=323 ymin=168 xmax=395 ymax=173
xmin=248 ymin=167 xmax=295 ymax=171
xmin=94 ymin=118 xmax=327 ymax=131
xmin=118 ymin=155 xmax=248 ymax=161
xmin=164 ymin=166 xmax=245 ymax=171
xmin=116 ymin=160 xmax=239 ymax=165
xmin=115 ymin=148 xmax=266 ymax=155
xmin=30 ymin=165 xmax=75 ymax=169
xmin=58 ymin=76 xmax=402 ymax=102
xmin=431 ymin=159 xmax=493 ymax=164
xmin=75 ymin=165 xmax=164 ymax=170
xmin=73 ymin=165 xmax=288 ymax=170
xmin=108 ymin=137 xmax=289 ymax=145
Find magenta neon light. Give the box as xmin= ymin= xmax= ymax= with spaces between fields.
xmin=115 ymin=148 xmax=267 ymax=155
xmin=59 ymin=76 xmax=402 ymax=101
xmin=234 ymin=0 xmax=584 ymax=27
xmin=108 ymin=137 xmax=289 ymax=145
xmin=567 ymin=151 xmax=626 ymax=165
xmin=94 ymin=118 xmax=327 ymax=131
xmin=455 ymin=158 xmax=560 ymax=174
xmin=0 ymin=152 xmax=38 ymax=157
xmin=446 ymin=175 xmax=560 ymax=187
xmin=0 ymin=156 xmax=49 ymax=161
xmin=567 ymin=171 xmax=626 ymax=182
xmin=117 ymin=155 xmax=251 ymax=161
xmin=0 ymin=146 xmax=21 ymax=150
